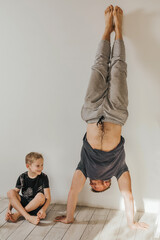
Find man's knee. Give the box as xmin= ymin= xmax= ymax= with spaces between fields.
xmin=35 ymin=193 xmax=45 ymax=205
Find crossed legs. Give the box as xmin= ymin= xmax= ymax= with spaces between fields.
xmin=6 ymin=189 xmax=45 ymax=225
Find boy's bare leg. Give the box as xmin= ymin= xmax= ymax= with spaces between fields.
xmin=102 ymin=5 xmax=114 ymax=41
xmin=9 ymin=192 xmax=45 ymax=222
xmin=25 ymin=192 xmax=45 ymax=212
xmin=7 ymin=190 xmax=41 ymax=225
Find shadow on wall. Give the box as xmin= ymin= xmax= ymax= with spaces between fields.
xmin=123 ymin=9 xmax=160 ymax=211
xmin=124 ymin=9 xmax=160 ymax=84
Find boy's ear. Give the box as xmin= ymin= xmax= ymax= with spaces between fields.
xmin=26 ymin=163 xmax=30 ymax=169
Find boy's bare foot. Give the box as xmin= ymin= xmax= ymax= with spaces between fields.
xmin=102 ymin=5 xmax=114 ymax=41
xmin=5 ymin=213 xmax=11 ymax=221
xmin=8 ymin=212 xmax=21 ymax=222
xmin=113 ymin=6 xmax=123 ymax=40
xmin=27 ymin=215 xmax=40 ymax=225
xmin=8 ymin=212 xmax=40 ymax=225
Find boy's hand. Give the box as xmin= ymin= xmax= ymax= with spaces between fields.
xmin=54 ymin=215 xmax=74 ymax=224
xmin=37 ymin=209 xmax=46 ymax=219
xmin=5 ymin=209 xmax=12 ymax=221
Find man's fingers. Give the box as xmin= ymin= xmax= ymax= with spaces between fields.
xmin=55 ymin=215 xmax=66 ymax=220
xmin=54 ymin=215 xmax=66 ymax=222
xmin=54 ymin=219 xmax=60 ymax=222
xmin=140 ymin=222 xmax=149 ymax=227
xmin=138 ymin=222 xmax=149 ymax=230
xmin=54 ymin=218 xmax=64 ymax=222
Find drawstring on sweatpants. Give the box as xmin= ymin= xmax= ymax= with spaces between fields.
xmin=97 ymin=116 xmax=105 ymax=126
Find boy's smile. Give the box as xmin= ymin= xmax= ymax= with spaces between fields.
xmin=27 ymin=158 xmax=44 ymax=178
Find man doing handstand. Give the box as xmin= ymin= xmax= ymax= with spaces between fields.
xmin=55 ymin=5 xmax=149 ymax=230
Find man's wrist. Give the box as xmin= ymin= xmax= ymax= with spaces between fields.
xmin=66 ymin=217 xmax=74 ymax=223
xmin=128 ymin=221 xmax=135 ymax=227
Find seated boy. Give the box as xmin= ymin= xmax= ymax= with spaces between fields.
xmin=5 ymin=152 xmax=51 ymax=225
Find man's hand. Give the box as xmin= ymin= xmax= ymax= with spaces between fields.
xmin=129 ymin=222 xmax=149 ymax=230
xmin=37 ymin=209 xmax=46 ymax=219
xmin=54 ymin=215 xmax=74 ymax=224
xmin=118 ymin=172 xmax=149 ymax=231
xmin=5 ymin=209 xmax=12 ymax=221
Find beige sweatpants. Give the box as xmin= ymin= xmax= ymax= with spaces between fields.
xmin=81 ymin=39 xmax=128 ymax=126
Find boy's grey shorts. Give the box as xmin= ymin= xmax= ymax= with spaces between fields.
xmin=81 ymin=39 xmax=128 ymax=126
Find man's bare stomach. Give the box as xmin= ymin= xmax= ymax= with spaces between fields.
xmin=86 ymin=122 xmax=122 ymax=152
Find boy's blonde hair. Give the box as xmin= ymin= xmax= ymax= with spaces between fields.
xmin=25 ymin=152 xmax=43 ymax=165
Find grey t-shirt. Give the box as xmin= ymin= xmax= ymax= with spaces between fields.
xmin=76 ymin=133 xmax=129 ymax=180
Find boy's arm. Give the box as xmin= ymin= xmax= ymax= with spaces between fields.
xmin=118 ymin=171 xmax=149 ymax=230
xmin=55 ymin=170 xmax=86 ymax=224
xmin=41 ymin=188 xmax=51 ymax=212
xmin=37 ymin=188 xmax=51 ymax=219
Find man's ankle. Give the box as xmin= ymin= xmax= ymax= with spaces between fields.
xmin=102 ymin=32 xmax=110 ymax=41
xmin=115 ymin=29 xmax=123 ymax=40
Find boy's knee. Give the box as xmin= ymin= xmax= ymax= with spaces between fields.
xmin=7 ymin=189 xmax=16 ymax=198
xmin=36 ymin=193 xmax=45 ymax=204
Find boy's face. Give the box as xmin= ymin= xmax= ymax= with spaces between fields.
xmin=27 ymin=158 xmax=44 ymax=175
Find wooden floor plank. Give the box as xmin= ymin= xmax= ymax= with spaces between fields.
xmin=44 ymin=227 xmax=67 ymax=240
xmin=134 ymin=212 xmax=157 ymax=240
xmin=24 ymin=209 xmax=56 ymax=240
xmin=0 ymin=217 xmax=24 ymax=239
xmin=53 ymin=204 xmax=67 ymax=212
xmin=0 ymin=199 xmax=8 ymax=214
xmin=0 ymin=204 xmax=159 ymax=240
xmin=116 ymin=212 xmax=140 ymax=240
xmin=6 ymin=204 xmax=54 ymax=240
xmin=61 ymin=207 xmax=95 ymax=240
xmin=99 ymin=210 xmax=124 ymax=240
xmin=53 ymin=205 xmax=81 ymax=229
xmin=80 ymin=208 xmax=110 ymax=240
xmin=0 ymin=210 xmax=8 ymax=229
xmin=154 ymin=214 xmax=160 ymax=240
xmin=7 ymin=220 xmax=36 ymax=240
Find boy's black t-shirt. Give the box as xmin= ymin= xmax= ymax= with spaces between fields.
xmin=76 ymin=133 xmax=129 ymax=180
xmin=16 ymin=172 xmax=49 ymax=201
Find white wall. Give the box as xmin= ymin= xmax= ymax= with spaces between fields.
xmin=0 ymin=0 xmax=160 ymax=213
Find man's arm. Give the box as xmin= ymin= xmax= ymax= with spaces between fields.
xmin=54 ymin=170 xmax=86 ymax=224
xmin=118 ymin=171 xmax=149 ymax=230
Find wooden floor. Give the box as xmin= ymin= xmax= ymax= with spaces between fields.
xmin=0 ymin=198 xmax=160 ymax=240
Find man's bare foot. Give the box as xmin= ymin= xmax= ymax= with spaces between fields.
xmin=102 ymin=5 xmax=114 ymax=41
xmin=8 ymin=212 xmax=21 ymax=222
xmin=113 ymin=6 xmax=123 ymax=40
xmin=27 ymin=215 xmax=40 ymax=225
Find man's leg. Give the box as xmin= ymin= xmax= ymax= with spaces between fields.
xmin=103 ymin=6 xmax=128 ymax=125
xmin=81 ymin=5 xmax=114 ymax=124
